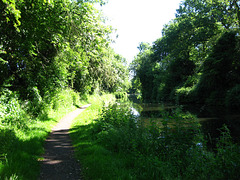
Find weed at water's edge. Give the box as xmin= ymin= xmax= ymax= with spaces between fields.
xmin=71 ymin=101 xmax=240 ymax=180
xmin=71 ymin=94 xmax=137 ymax=179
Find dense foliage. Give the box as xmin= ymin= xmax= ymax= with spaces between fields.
xmin=130 ymin=0 xmax=240 ymax=109
xmin=71 ymin=101 xmax=240 ymax=179
xmin=0 ymin=0 xmax=129 ymax=179
xmin=0 ymin=88 xmax=85 ymax=179
xmin=0 ymin=0 xmax=129 ymax=99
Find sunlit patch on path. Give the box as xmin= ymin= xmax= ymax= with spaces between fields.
xmin=39 ymin=104 xmax=91 ymax=180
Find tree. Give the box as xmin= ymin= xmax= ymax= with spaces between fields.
xmin=195 ymin=31 xmax=240 ymax=105
xmin=131 ymin=0 xmax=240 ymax=105
xmin=0 ymin=0 xmax=120 ymax=102
xmin=130 ymin=42 xmax=158 ymax=101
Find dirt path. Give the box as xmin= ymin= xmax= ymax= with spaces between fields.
xmin=39 ymin=104 xmax=91 ymax=180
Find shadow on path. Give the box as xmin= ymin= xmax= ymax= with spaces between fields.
xmin=39 ymin=104 xmax=91 ymax=180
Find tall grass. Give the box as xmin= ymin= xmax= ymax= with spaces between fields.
xmin=70 ymin=94 xmax=136 ymax=179
xmin=0 ymin=88 xmax=87 ymax=179
xmin=71 ymin=100 xmax=240 ymax=180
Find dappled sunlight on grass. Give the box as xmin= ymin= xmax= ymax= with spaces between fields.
xmin=0 ymin=89 xmax=89 ymax=179
xmin=71 ymin=123 xmax=136 ymax=180
xmin=70 ymin=94 xmax=136 ymax=179
xmin=0 ymin=114 xmax=70 ymax=179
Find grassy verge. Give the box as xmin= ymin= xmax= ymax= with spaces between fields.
xmin=0 ymin=88 xmax=88 ymax=180
xmin=70 ymin=94 xmax=136 ymax=179
xmin=71 ymin=98 xmax=240 ymax=180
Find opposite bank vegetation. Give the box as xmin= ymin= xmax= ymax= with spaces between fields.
xmin=130 ymin=0 xmax=240 ymax=109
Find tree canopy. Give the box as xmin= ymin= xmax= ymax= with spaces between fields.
xmin=0 ymin=0 xmax=129 ymax=102
xmin=131 ymin=0 xmax=240 ymax=109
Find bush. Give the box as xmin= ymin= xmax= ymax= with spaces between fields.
xmin=215 ymin=125 xmax=240 ymax=179
xmin=0 ymin=88 xmax=84 ymax=179
xmin=194 ymin=31 xmax=239 ymax=107
xmin=0 ymin=128 xmax=16 ymax=153
xmin=175 ymin=86 xmax=193 ymax=104
xmin=225 ymin=84 xmax=240 ymax=109
xmin=90 ymin=103 xmax=240 ymax=179
xmin=114 ymin=91 xmax=128 ymax=100
xmin=50 ymin=88 xmax=81 ymax=110
xmin=92 ymin=104 xmax=206 ymax=178
xmin=0 ymin=89 xmax=27 ymax=129
xmin=93 ymin=103 xmax=137 ymax=151
xmin=205 ymin=90 xmax=226 ymax=106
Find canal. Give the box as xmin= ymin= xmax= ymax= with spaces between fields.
xmin=128 ymin=95 xmax=240 ymax=147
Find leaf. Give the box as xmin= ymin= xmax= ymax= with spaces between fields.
xmin=0 ymin=58 xmax=8 ymax=64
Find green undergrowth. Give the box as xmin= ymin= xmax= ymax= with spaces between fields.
xmin=0 ymin=88 xmax=88 ymax=180
xmin=71 ymin=98 xmax=240 ymax=180
xmin=70 ymin=94 xmax=136 ymax=179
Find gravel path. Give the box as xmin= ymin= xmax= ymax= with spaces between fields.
xmin=39 ymin=104 xmax=91 ymax=180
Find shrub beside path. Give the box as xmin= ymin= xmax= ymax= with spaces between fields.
xmin=39 ymin=104 xmax=91 ymax=180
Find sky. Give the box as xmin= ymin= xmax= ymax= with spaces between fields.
xmin=98 ymin=0 xmax=183 ymax=63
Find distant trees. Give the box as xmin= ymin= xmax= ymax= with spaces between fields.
xmin=131 ymin=0 xmax=240 ymax=108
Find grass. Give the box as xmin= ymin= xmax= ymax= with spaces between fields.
xmin=70 ymin=94 xmax=137 ymax=179
xmin=71 ymin=98 xmax=240 ymax=180
xmin=0 ymin=88 xmax=88 ymax=180
xmin=3 ymin=90 xmax=239 ymax=179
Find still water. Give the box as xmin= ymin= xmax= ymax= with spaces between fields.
xmin=128 ymin=95 xmax=240 ymax=146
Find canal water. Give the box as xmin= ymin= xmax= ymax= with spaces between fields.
xmin=128 ymin=95 xmax=240 ymax=147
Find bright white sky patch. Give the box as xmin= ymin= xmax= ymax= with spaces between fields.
xmin=99 ymin=0 xmax=182 ymax=63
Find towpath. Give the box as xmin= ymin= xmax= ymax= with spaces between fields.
xmin=39 ymin=104 xmax=91 ymax=180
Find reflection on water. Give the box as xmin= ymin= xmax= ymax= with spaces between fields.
xmin=128 ymin=95 xmax=240 ymax=145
